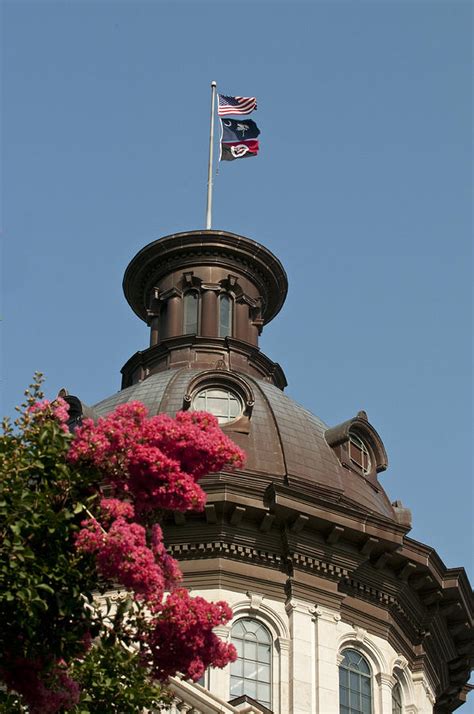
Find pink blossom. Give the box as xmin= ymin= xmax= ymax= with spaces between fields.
xmin=68 ymin=402 xmax=245 ymax=514
xmin=148 ymin=589 xmax=236 ymax=681
xmin=99 ymin=497 xmax=135 ymax=524
xmin=28 ymin=397 xmax=70 ymax=430
xmin=75 ymin=516 xmax=180 ymax=603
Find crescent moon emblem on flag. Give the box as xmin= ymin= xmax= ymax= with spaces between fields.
xmin=223 ymin=120 xmax=232 ymax=127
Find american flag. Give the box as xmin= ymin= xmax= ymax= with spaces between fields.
xmin=218 ymin=94 xmax=257 ymax=116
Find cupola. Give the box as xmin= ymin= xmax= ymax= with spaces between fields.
xmin=121 ymin=230 xmax=288 ymax=389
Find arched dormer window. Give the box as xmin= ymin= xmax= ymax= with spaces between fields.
xmin=339 ymin=648 xmax=372 ymax=714
xmin=183 ymin=291 xmax=199 ymax=335
xmin=348 ymin=431 xmax=371 ymax=475
xmin=325 ymin=411 xmax=388 ymax=482
xmin=230 ymin=618 xmax=272 ymax=710
xmin=219 ymin=293 xmax=232 ymax=338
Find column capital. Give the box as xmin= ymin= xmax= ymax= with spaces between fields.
xmin=285 ymin=598 xmax=314 ymax=616
xmin=275 ymin=636 xmax=291 ymax=653
xmin=311 ymin=604 xmax=341 ymax=623
xmin=376 ymin=672 xmax=397 ymax=689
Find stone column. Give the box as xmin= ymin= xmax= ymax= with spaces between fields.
xmin=235 ymin=299 xmax=249 ymax=342
xmin=167 ymin=294 xmax=182 ymax=338
xmin=201 ymin=286 xmax=218 ymax=337
xmin=286 ymin=599 xmax=316 ymax=714
xmin=376 ymin=672 xmax=396 ymax=714
xmin=276 ymin=636 xmax=290 ymax=714
xmin=313 ymin=605 xmax=342 ymax=714
xmin=149 ymin=315 xmax=160 ymax=346
xmin=412 ymin=672 xmax=435 ymax=714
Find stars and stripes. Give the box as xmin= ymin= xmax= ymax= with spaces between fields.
xmin=218 ymin=94 xmax=257 ymax=116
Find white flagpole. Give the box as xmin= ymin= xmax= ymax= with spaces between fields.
xmin=205 ymin=81 xmax=217 ymax=229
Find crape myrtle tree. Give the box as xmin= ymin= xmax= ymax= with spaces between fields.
xmin=0 ymin=375 xmax=245 ymax=713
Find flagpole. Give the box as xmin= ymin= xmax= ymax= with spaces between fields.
xmin=205 ymin=81 xmax=217 ymax=230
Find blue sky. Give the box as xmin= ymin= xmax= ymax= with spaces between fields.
xmin=2 ymin=1 xmax=472 ymax=576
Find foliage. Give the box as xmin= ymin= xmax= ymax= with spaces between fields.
xmin=0 ymin=375 xmax=245 ymax=712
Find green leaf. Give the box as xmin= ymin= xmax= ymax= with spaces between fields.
xmin=37 ymin=583 xmax=55 ymax=595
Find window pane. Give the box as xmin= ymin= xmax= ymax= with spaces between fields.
xmin=244 ymin=620 xmax=262 ymax=634
xmin=244 ymin=661 xmax=259 ymax=679
xmin=230 ymin=677 xmax=243 ymax=696
xmin=340 ymin=686 xmax=349 ymax=706
xmin=256 ymin=664 xmax=271 ymax=682
xmin=258 ymin=683 xmax=271 ymax=702
xmin=244 ymin=640 xmax=257 ymax=660
xmin=361 ymin=676 xmax=371 ymax=695
xmin=350 ymin=687 xmax=360 ymax=710
xmin=206 ymin=389 xmax=227 ymax=398
xmin=192 ymin=388 xmax=242 ymax=424
xmin=231 ymin=659 xmax=243 ymax=676
xmin=244 ymin=680 xmax=257 ymax=699
xmin=219 ymin=294 xmax=232 ymax=337
xmin=207 ymin=397 xmax=229 ymax=416
xmin=183 ymin=292 xmax=198 ymax=334
xmin=362 ymin=694 xmax=371 ymax=714
xmin=392 ymin=682 xmax=402 ymax=714
xmin=258 ymin=643 xmax=271 ymax=662
xmin=350 ymin=672 xmax=360 ymax=692
xmin=232 ymin=621 xmax=245 ymax=637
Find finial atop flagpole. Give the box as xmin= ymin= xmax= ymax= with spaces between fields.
xmin=205 ymin=81 xmax=217 ymax=230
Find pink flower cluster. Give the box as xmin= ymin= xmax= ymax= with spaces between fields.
xmin=148 ymin=589 xmax=237 ymax=682
xmin=68 ymin=402 xmax=245 ymax=513
xmin=1 ymin=658 xmax=79 ymax=714
xmin=75 ymin=499 xmax=181 ymax=603
xmin=70 ymin=402 xmax=244 ymax=690
xmin=29 ymin=397 xmax=70 ymax=431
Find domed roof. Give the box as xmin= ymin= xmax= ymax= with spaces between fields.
xmin=93 ymin=367 xmax=397 ymax=522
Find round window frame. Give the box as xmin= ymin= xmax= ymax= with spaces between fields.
xmin=191 ymin=385 xmax=244 ymax=425
xmin=182 ymin=371 xmax=255 ymax=424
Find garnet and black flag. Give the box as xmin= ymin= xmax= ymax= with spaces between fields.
xmin=220 ymin=140 xmax=259 ymax=161
xmin=219 ymin=117 xmax=260 ymax=161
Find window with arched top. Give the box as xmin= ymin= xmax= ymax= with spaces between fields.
xmin=230 ymin=618 xmax=272 ymax=709
xmin=348 ymin=431 xmax=371 ymax=475
xmin=183 ymin=291 xmax=199 ymax=335
xmin=219 ymin=294 xmax=232 ymax=337
xmin=339 ymin=649 xmax=372 ymax=714
xmin=392 ymin=681 xmax=402 ymax=714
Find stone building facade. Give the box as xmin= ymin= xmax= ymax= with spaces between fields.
xmin=76 ymin=230 xmax=473 ymax=714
